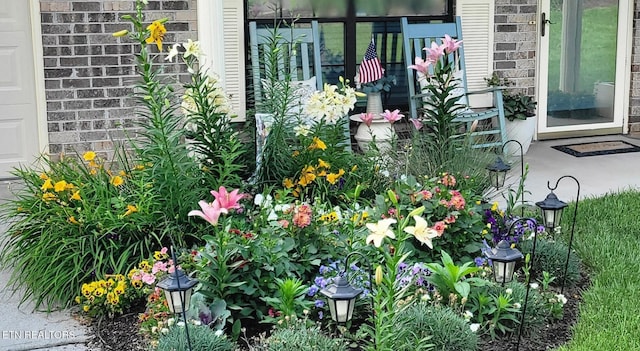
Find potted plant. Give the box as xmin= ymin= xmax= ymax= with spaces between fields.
xmin=358 ymin=75 xmax=397 ymax=115
xmin=486 ymin=73 xmax=537 ymax=155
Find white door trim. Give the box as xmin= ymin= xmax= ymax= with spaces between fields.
xmin=197 ymin=0 xmax=225 ymax=78
xmin=536 ymin=0 xmax=632 ymax=136
xmin=29 ymin=0 xmax=49 ymax=155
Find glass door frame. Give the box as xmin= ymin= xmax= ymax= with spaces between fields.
xmin=536 ymin=0 xmax=634 ymax=138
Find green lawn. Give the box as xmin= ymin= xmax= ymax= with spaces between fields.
xmin=548 ymin=5 xmax=618 ymax=93
xmin=557 ymin=191 xmax=640 ymax=350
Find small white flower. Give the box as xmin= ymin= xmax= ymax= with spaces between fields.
xmin=192 ymin=320 xmax=202 ymax=326
xmin=183 ymin=39 xmax=202 ymax=60
xmin=505 ymin=288 xmax=513 ymax=295
xmin=470 ymin=323 xmax=480 ymax=333
xmin=161 ymin=328 xmax=169 ymax=335
xmin=421 ymin=294 xmax=430 ymax=301
xmin=463 ymin=310 xmax=473 ymax=321
xmin=267 ymin=210 xmax=278 ymax=221
xmin=381 ymin=170 xmax=390 ymax=177
xmin=294 ymin=124 xmax=311 ymax=136
xmin=215 ymin=329 xmax=224 ymax=337
xmin=530 ymin=282 xmax=539 ymax=290
xmin=151 ymin=326 xmax=158 ymax=334
xmin=556 ymin=294 xmax=568 ymax=305
xmin=167 ymin=318 xmax=175 ymax=327
xmin=177 ymin=321 xmax=185 ymax=327
xmin=254 ymin=193 xmax=264 ymax=206
xmin=513 ymin=302 xmax=521 ymax=309
xmin=165 ymin=43 xmax=180 ymax=62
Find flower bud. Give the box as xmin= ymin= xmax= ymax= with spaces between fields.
xmin=407 ymin=206 xmax=425 ymax=217
xmin=112 ymin=29 xmax=129 ymax=37
xmin=375 ymin=265 xmax=383 ymax=285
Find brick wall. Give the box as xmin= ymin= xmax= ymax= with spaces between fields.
xmin=39 ymin=0 xmax=198 ymax=157
xmin=493 ymin=0 xmax=537 ymax=96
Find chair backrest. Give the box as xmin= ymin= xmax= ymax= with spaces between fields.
xmin=249 ymin=21 xmax=323 ymax=110
xmin=401 ymin=17 xmax=469 ymax=119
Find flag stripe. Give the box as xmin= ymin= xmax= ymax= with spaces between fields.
xmin=359 ymin=37 xmax=384 ymax=84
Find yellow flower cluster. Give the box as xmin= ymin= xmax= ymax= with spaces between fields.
xmin=78 ymin=274 xmax=129 ymax=315
xmin=283 ymin=156 xmax=348 ymax=198
xmin=40 ymin=173 xmax=80 ymax=203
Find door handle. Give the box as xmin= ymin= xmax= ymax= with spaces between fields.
xmin=541 ymin=12 xmax=555 ymax=37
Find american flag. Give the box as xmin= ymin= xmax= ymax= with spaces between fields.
xmin=358 ymin=37 xmax=384 ymax=84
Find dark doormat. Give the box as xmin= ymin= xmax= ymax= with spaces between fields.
xmin=552 ymin=140 xmax=640 ymax=157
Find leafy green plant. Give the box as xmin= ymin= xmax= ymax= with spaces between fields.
xmin=156 ymin=324 xmax=236 ymax=351
xmin=359 ymin=75 xmax=397 ymax=93
xmin=519 ymin=238 xmax=581 ymax=288
xmin=485 ymin=72 xmax=536 ymax=121
xmin=425 ymin=251 xmax=485 ymax=302
xmin=250 ymin=320 xmax=348 ymax=351
xmin=394 ymin=303 xmax=476 ymax=351
xmin=0 ymin=152 xmax=161 ymax=309
xmin=261 ymin=277 xmax=312 ymax=325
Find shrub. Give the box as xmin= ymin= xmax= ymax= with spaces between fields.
xmin=0 ymin=152 xmax=161 ymax=309
xmin=394 ymin=303 xmax=477 ymax=351
xmin=251 ymin=322 xmax=348 ymax=351
xmin=519 ymin=238 xmax=581 ymax=288
xmin=486 ymin=281 xmax=547 ymax=336
xmin=156 ymin=324 xmax=235 ymax=351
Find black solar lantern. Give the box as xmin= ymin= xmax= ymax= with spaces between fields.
xmin=320 ymin=274 xmax=363 ymax=323
xmin=156 ymin=268 xmax=198 ymax=314
xmin=483 ymin=240 xmax=524 ymax=284
xmin=487 ymin=157 xmax=511 ymax=189
xmin=535 ymin=191 xmax=568 ymax=231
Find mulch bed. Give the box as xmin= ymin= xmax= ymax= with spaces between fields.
xmin=88 ymin=272 xmax=590 ymax=351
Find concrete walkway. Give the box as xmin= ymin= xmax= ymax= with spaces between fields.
xmin=495 ymin=134 xmax=640 ymax=208
xmin=0 ymin=134 xmax=639 ymax=350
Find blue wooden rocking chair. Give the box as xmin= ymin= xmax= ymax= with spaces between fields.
xmin=401 ymin=17 xmax=507 ymax=150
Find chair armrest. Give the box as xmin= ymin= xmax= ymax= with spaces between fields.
xmin=465 ymin=86 xmax=507 ymax=96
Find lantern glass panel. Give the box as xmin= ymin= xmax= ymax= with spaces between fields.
xmin=328 ymin=298 xmax=356 ymax=323
xmin=542 ymin=208 xmax=563 ymax=229
xmin=489 ymin=170 xmax=507 ymax=189
xmin=493 ymin=261 xmax=516 ymax=284
xmin=164 ymin=289 xmax=192 ymax=314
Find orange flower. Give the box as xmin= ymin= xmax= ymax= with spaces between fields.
xmin=308 ymin=137 xmax=326 ymax=150
xmin=124 ymin=204 xmax=138 ymax=216
xmin=283 ymin=178 xmax=294 ymax=189
xmin=68 ymin=216 xmax=80 ymax=225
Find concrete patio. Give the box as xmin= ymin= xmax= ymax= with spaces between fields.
xmin=0 ymin=133 xmax=639 ymax=350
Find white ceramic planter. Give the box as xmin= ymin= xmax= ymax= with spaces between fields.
xmin=350 ymin=115 xmax=395 ymax=152
xmin=504 ymin=116 xmax=536 ymax=156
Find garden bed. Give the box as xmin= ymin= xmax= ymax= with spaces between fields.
xmin=89 ymin=271 xmax=589 ymax=351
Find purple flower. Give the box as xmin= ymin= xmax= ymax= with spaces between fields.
xmin=315 ymin=299 xmax=325 ymax=308
xmin=474 ymin=257 xmax=486 ymax=267
xmin=319 ymin=265 xmax=329 ymax=274
xmin=308 ymin=285 xmax=319 ymax=296
xmin=314 ymin=277 xmax=327 ymax=288
xmin=398 ymin=262 xmax=408 ymax=271
xmin=318 ymin=311 xmax=324 ymax=319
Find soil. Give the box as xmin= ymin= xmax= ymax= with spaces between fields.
xmin=89 ymin=273 xmax=589 ymax=351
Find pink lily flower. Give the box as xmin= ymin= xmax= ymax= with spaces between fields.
xmin=424 ymin=41 xmax=445 ymax=63
xmin=408 ymin=57 xmax=431 ymax=76
xmin=360 ymin=112 xmax=374 ymax=127
xmin=382 ymin=109 xmax=404 ymax=124
xmin=410 ymin=118 xmax=423 ymax=130
xmin=188 ymin=200 xmax=228 ymax=226
xmin=442 ymin=34 xmax=463 ymax=54
xmin=210 ymin=186 xmax=245 ymax=211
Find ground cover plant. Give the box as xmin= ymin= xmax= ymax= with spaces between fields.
xmin=0 ymin=1 xmax=590 ymax=350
